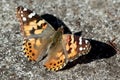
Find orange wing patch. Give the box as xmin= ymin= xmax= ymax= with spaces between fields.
xmin=16 ymin=6 xmax=48 ymax=37
xmin=63 ymin=34 xmax=91 ymax=61
xmin=24 ymin=19 xmax=47 ymax=36
xmin=67 ymin=35 xmax=78 ymax=59
xmin=23 ymin=38 xmax=51 ymax=61
xmin=44 ymin=51 xmax=66 ymax=71
xmin=23 ymin=38 xmax=40 ymax=61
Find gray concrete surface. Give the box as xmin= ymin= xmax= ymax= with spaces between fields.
xmin=0 ymin=0 xmax=120 ymax=80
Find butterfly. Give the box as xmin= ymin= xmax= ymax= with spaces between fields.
xmin=16 ymin=6 xmax=91 ymax=71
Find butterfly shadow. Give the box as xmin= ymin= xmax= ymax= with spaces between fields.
xmin=41 ymin=14 xmax=117 ymax=71
xmin=41 ymin=14 xmax=72 ymax=34
xmin=62 ymin=39 xmax=117 ymax=71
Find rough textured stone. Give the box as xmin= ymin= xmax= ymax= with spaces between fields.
xmin=0 ymin=0 xmax=120 ymax=80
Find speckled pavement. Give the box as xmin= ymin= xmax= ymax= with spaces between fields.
xmin=0 ymin=0 xmax=120 ymax=80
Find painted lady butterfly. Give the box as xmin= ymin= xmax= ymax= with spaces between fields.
xmin=16 ymin=6 xmax=91 ymax=71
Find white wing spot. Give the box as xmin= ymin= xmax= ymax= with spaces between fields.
xmin=79 ymin=47 xmax=83 ymax=51
xmin=21 ymin=11 xmax=23 ymax=13
xmin=28 ymin=14 xmax=32 ymax=18
xmin=85 ymin=45 xmax=88 ymax=48
xmin=32 ymin=12 xmax=36 ymax=16
xmin=23 ymin=8 xmax=27 ymax=11
xmin=83 ymin=47 xmax=86 ymax=50
xmin=22 ymin=17 xmax=27 ymax=21
xmin=79 ymin=37 xmax=82 ymax=45
xmin=85 ymin=40 xmax=88 ymax=44
xmin=21 ymin=14 xmax=23 ymax=17
xmin=28 ymin=12 xmax=36 ymax=18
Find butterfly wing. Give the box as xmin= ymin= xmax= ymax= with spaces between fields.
xmin=44 ymin=28 xmax=91 ymax=71
xmin=44 ymin=28 xmax=68 ymax=71
xmin=23 ymin=37 xmax=53 ymax=61
xmin=16 ymin=6 xmax=55 ymax=38
xmin=16 ymin=6 xmax=91 ymax=70
xmin=62 ymin=34 xmax=91 ymax=62
xmin=44 ymin=44 xmax=67 ymax=71
xmin=16 ymin=6 xmax=55 ymax=61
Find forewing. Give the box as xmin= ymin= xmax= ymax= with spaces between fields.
xmin=16 ymin=6 xmax=55 ymax=61
xmin=63 ymin=34 xmax=91 ymax=62
xmin=44 ymin=28 xmax=68 ymax=71
xmin=16 ymin=6 xmax=55 ymax=38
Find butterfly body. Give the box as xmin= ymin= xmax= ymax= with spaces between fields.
xmin=16 ymin=6 xmax=91 ymax=71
